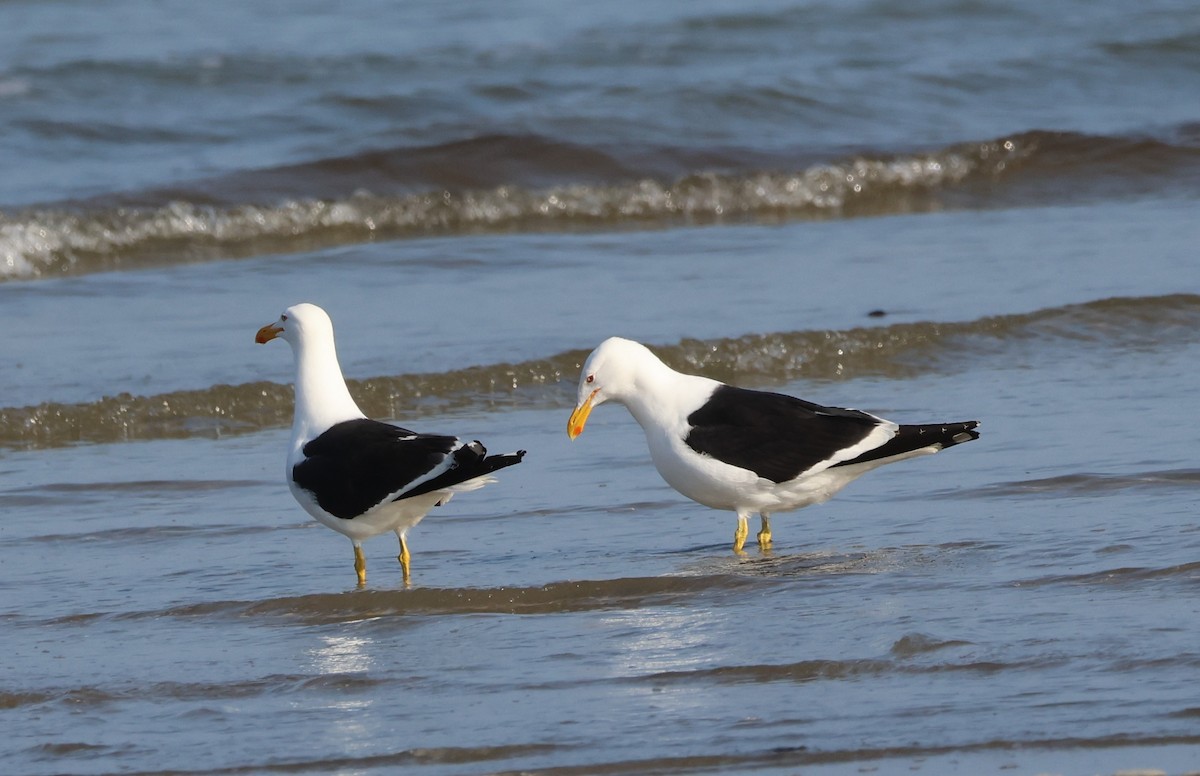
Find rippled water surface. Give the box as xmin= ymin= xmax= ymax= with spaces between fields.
xmin=2 ymin=1 xmax=1199 ymax=774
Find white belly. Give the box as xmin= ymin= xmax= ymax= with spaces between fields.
xmin=289 ymin=479 xmax=444 ymax=541
xmin=643 ymin=426 xmax=904 ymax=515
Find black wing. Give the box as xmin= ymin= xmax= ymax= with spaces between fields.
xmin=292 ymin=418 xmax=525 ymax=520
xmin=684 ymin=385 xmax=888 ymax=483
xmin=834 ymin=421 xmax=979 ymax=467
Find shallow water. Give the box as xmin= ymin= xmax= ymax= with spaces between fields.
xmin=2 ymin=1 xmax=1200 ymax=774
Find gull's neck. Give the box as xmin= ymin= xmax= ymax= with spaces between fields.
xmin=290 ymin=334 xmax=365 ymax=447
xmin=621 ymin=351 xmax=719 ymax=434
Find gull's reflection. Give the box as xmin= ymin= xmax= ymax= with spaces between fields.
xmin=309 ymin=632 xmax=376 ymax=675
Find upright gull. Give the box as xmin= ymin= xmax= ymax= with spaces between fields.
xmin=567 ymin=337 xmax=978 ymax=553
xmin=256 ymin=303 xmax=525 ymax=585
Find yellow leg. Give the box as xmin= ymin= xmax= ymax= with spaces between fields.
xmin=757 ymin=512 xmax=773 ymax=550
xmin=397 ymin=534 xmax=412 ymax=585
xmin=733 ymin=513 xmax=749 ymax=554
xmin=353 ymin=544 xmax=367 ymax=587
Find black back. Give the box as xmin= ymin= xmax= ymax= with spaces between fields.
xmin=685 ymin=385 xmax=885 ymax=483
xmin=292 ymin=418 xmax=525 ymax=520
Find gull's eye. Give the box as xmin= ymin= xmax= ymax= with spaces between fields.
xmin=585 ymin=374 xmax=594 ymax=384
xmin=281 ymin=314 xmax=288 ymax=321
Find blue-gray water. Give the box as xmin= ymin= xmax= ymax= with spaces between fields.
xmin=2 ymin=1 xmax=1199 ymax=774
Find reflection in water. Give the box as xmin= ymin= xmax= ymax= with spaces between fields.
xmin=309 ymin=632 xmax=376 ymax=675
xmin=602 ymin=607 xmax=720 ymax=675
xmin=597 ymin=607 xmax=735 ymax=725
xmin=307 ymin=631 xmax=378 ymax=750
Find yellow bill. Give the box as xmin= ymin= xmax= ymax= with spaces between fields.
xmin=567 ymin=389 xmax=599 ymax=439
xmin=255 ymin=322 xmax=283 ymax=344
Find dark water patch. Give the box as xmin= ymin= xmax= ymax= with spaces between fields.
xmin=491 ymin=734 xmax=1200 ymax=775
xmin=4 ymin=127 xmax=1197 ymax=282
xmin=0 ymin=690 xmax=53 ymax=709
xmin=128 ymin=575 xmax=765 ymax=625
xmin=1108 ymin=656 xmax=1200 ymax=673
xmin=647 ymin=657 xmax=893 ymax=685
xmin=39 ymin=611 xmax=111 ymax=628
xmin=669 ymin=540 xmax=993 ymax=578
xmin=1016 ymin=561 xmax=1200 ymax=589
xmin=713 ymin=549 xmax=903 ymax=579
xmin=27 ymin=478 xmax=264 ymax=493
xmin=966 ymin=468 xmax=1200 ymax=499
xmin=1168 ymin=707 xmax=1200 ymax=719
xmin=18 ymin=522 xmax=275 ymax=547
xmin=31 ymin=741 xmax=111 ymax=757
xmin=1 ymin=478 xmax=263 ymax=509
xmin=35 ymin=743 xmax=562 ymax=775
xmin=14 ymin=117 xmax=219 ymax=146
xmin=185 ymin=134 xmax=647 ymax=205
xmin=890 ymin=632 xmax=974 ymax=657
xmin=947 ymin=126 xmax=1200 ymax=207
xmin=164 ymin=674 xmax=382 ymax=702
xmin=1101 ymin=30 xmax=1200 ymax=65
xmin=638 ymin=655 xmax=1051 ymax=688
xmin=41 ymin=686 xmax=123 ymax=708
xmin=0 ymin=375 xmax=565 ymax=451
xmin=3 ymin=294 xmax=1197 ymax=451
xmin=6 ymin=674 xmax=385 ymax=714
xmin=635 ymin=293 xmax=1200 ymax=386
xmin=27 ymin=740 xmax=138 ymax=765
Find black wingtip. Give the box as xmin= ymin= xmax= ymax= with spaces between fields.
xmin=945 ymin=420 xmax=981 ymax=446
xmin=835 ymin=419 xmax=980 ymax=469
xmin=482 ymin=448 xmax=526 ymax=474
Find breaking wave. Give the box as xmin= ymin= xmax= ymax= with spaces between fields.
xmin=3 ymin=127 xmax=1197 ymax=281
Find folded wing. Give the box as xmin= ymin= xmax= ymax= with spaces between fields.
xmin=293 ymin=418 xmax=524 ymax=519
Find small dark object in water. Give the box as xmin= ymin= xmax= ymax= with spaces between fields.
xmin=867 ymin=309 xmax=887 ymax=318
